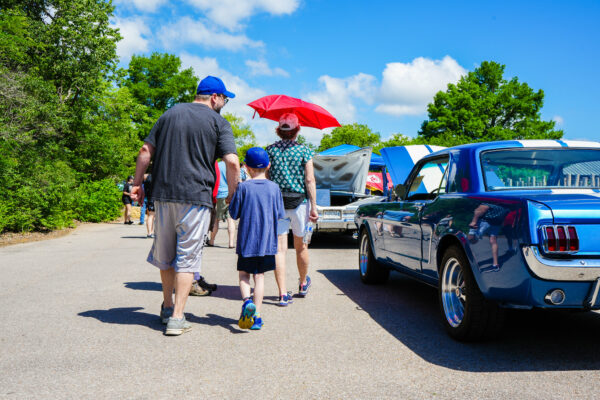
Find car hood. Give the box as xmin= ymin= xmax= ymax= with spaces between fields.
xmin=319 ymin=144 xmax=385 ymax=169
xmin=313 ymin=148 xmax=372 ymax=195
xmin=380 ymin=145 xmax=446 ymax=185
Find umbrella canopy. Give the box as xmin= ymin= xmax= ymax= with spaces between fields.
xmin=248 ymin=94 xmax=341 ymax=130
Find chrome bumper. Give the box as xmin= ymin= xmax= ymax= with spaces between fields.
xmin=316 ymin=219 xmax=355 ymax=231
xmin=522 ymin=246 xmax=600 ymax=281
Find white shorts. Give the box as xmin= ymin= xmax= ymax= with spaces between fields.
xmin=147 ymin=201 xmax=211 ymax=273
xmin=277 ymin=202 xmax=309 ymax=237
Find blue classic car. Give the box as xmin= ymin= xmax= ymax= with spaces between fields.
xmin=355 ymin=140 xmax=600 ymax=341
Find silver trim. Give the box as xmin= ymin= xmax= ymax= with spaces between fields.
xmin=540 ymin=225 xmax=578 ymax=254
xmin=544 ymin=289 xmax=565 ymax=305
xmin=586 ymin=278 xmax=600 ymax=308
xmin=522 ymin=246 xmax=600 ymax=281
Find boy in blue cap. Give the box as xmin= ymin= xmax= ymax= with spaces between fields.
xmin=229 ymin=147 xmax=285 ymax=330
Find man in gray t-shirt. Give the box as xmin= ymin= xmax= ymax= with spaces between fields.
xmin=131 ymin=75 xmax=240 ymax=336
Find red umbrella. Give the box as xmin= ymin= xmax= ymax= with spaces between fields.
xmin=248 ymin=94 xmax=341 ymax=130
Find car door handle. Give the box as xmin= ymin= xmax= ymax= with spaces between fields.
xmin=413 ymin=202 xmax=426 ymax=211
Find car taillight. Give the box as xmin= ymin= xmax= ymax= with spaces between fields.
xmin=541 ymin=225 xmax=579 ymax=253
xmin=567 ymin=226 xmax=579 ymax=251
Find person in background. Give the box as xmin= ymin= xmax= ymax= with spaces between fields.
xmin=190 ymin=160 xmax=220 ymax=296
xmin=131 ymin=75 xmax=239 ymax=336
xmin=143 ymin=173 xmax=155 ymax=238
xmin=229 ymin=147 xmax=285 ymax=330
xmin=266 ymin=113 xmax=318 ymax=306
xmin=122 ymin=175 xmax=134 ymax=225
xmin=208 ymin=159 xmax=236 ymax=248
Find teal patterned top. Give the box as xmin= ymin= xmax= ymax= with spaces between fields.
xmin=266 ymin=140 xmax=314 ymax=193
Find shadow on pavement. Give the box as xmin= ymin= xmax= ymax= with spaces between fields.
xmin=320 ymin=268 xmax=600 ymax=372
xmin=185 ymin=313 xmax=245 ymax=334
xmin=79 ymin=307 xmax=163 ymax=332
xmin=78 ymin=307 xmax=246 ymax=334
xmin=303 ymin=232 xmax=357 ymax=249
xmin=205 ymin=285 xmax=241 ymax=301
xmin=120 ymin=236 xmax=151 ymax=239
xmin=124 ymin=281 xmax=163 ymax=291
xmin=124 ymin=282 xmax=240 ymax=302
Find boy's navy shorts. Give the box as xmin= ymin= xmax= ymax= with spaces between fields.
xmin=237 ymin=255 xmax=276 ymax=274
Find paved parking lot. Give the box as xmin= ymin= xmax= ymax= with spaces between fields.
xmin=1 ymin=222 xmax=600 ymax=399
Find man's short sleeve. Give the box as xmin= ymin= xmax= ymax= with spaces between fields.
xmin=144 ymin=117 xmax=163 ymax=147
xmin=215 ymin=118 xmax=237 ymax=158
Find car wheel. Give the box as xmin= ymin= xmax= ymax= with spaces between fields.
xmin=359 ymin=229 xmax=389 ymax=284
xmin=439 ymin=246 xmax=504 ymax=341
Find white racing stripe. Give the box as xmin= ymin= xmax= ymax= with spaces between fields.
xmin=561 ymin=140 xmax=600 ymax=148
xmin=518 ymin=140 xmax=562 ymax=147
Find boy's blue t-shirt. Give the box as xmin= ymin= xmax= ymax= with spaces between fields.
xmin=229 ymin=179 xmax=285 ymax=257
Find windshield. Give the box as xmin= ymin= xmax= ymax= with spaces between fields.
xmin=481 ymin=148 xmax=600 ymax=190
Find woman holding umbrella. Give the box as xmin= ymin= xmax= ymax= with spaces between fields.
xmin=266 ymin=113 xmax=318 ymax=306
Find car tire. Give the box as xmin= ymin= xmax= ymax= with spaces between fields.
xmin=359 ymin=228 xmax=389 ymax=284
xmin=438 ymin=246 xmax=504 ymax=341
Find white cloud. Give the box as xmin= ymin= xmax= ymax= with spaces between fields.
xmin=245 ymin=59 xmax=289 ymax=77
xmin=186 ymin=0 xmax=300 ymax=31
xmin=113 ymin=0 xmax=167 ymax=13
xmin=375 ymin=56 xmax=466 ymax=116
xmin=159 ymin=17 xmax=264 ymax=51
xmin=553 ymin=115 xmax=565 ymax=126
xmin=305 ymin=73 xmax=377 ymax=124
xmin=112 ymin=17 xmax=151 ymax=62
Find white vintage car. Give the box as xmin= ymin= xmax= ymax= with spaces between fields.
xmin=312 ymin=147 xmax=382 ymax=233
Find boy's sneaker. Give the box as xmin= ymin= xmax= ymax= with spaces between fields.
xmin=189 ymin=281 xmax=211 ymax=296
xmin=298 ymin=276 xmax=312 ymax=297
xmin=160 ymin=302 xmax=173 ymax=324
xmin=238 ymin=299 xmax=256 ymax=329
xmin=250 ymin=315 xmax=263 ymax=330
xmin=278 ymin=292 xmax=294 ymax=306
xmin=165 ymin=316 xmax=192 ymax=336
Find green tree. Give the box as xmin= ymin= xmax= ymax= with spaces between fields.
xmin=296 ymin=134 xmax=317 ymax=151
xmin=0 ymin=1 xmax=133 ymax=232
xmin=419 ymin=61 xmax=562 ymax=145
xmin=376 ymin=133 xmax=414 ymax=153
xmin=317 ymin=123 xmax=381 ymax=152
xmin=119 ymin=52 xmax=198 ymax=139
xmin=223 ymin=113 xmax=257 ymax=158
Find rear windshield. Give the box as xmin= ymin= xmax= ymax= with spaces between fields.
xmin=481 ymin=148 xmax=600 ymax=191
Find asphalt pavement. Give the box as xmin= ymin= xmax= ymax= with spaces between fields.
xmin=1 ymin=222 xmax=600 ymax=399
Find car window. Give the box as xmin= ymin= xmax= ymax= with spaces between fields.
xmin=481 ymin=148 xmax=600 ymax=190
xmin=407 ymin=158 xmax=449 ymax=200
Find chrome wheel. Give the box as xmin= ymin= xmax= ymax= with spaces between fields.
xmin=359 ymin=233 xmax=369 ymax=276
xmin=441 ymin=257 xmax=466 ymax=328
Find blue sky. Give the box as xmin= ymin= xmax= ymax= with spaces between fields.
xmin=111 ymin=0 xmax=600 ymax=146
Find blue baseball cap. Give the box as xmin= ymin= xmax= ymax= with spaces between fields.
xmin=245 ymin=147 xmax=270 ymax=168
xmin=196 ymin=76 xmax=235 ymax=98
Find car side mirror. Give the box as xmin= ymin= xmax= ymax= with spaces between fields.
xmin=393 ymin=184 xmax=406 ymax=200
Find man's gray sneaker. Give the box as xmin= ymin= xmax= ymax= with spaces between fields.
xmin=165 ymin=317 xmax=192 ymax=336
xmin=160 ymin=303 xmax=173 ymax=325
